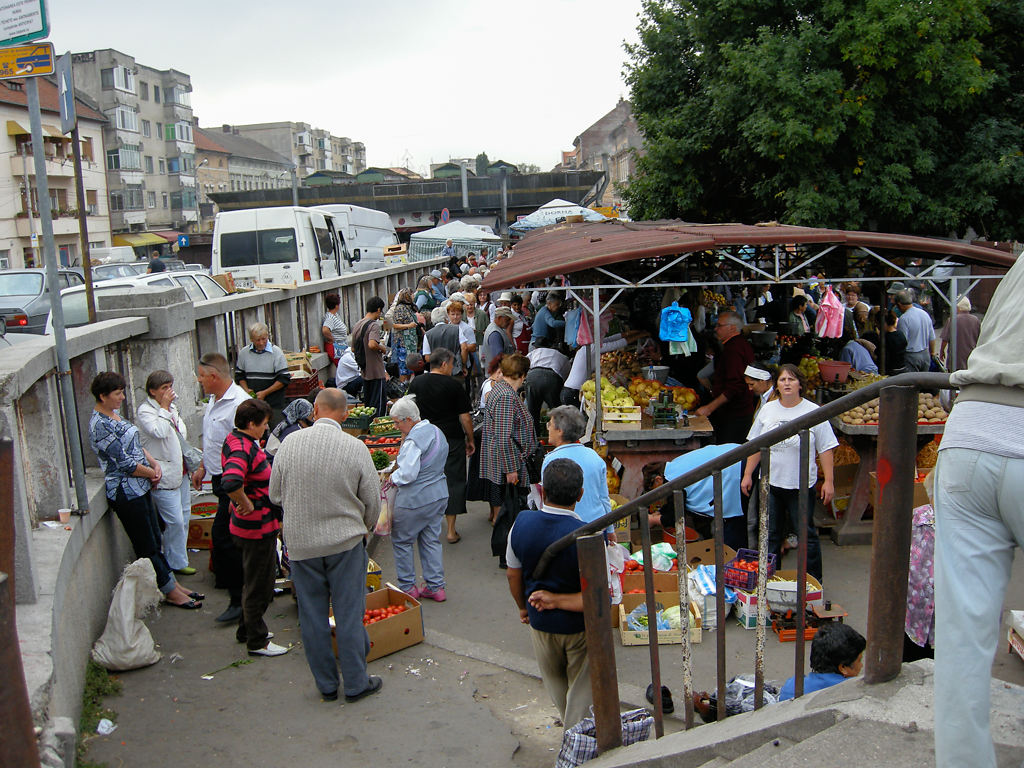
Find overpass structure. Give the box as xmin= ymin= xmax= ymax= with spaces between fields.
xmin=208 ymin=170 xmax=607 ymax=235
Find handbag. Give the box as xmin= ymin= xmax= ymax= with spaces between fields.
xmin=491 ymin=483 xmax=524 ymax=559
xmin=174 ymin=428 xmax=203 ymax=474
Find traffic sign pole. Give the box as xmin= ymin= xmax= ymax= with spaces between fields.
xmin=26 ymin=76 xmax=90 ymax=516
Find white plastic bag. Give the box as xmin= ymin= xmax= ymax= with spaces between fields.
xmin=91 ymin=558 xmax=163 ymax=671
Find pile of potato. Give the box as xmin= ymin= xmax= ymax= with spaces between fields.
xmin=841 ymin=393 xmax=948 ymax=425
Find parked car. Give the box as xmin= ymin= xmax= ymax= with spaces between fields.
xmin=92 ymin=262 xmax=149 ymax=282
xmin=0 ymin=268 xmax=85 ymax=334
xmin=35 ymin=272 xmax=229 ymax=333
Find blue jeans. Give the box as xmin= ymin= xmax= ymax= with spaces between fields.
xmin=934 ymin=448 xmax=1024 ymax=768
xmin=767 ymin=485 xmax=823 ymax=582
xmin=150 ymin=480 xmax=190 ymax=571
xmin=391 ymin=498 xmax=446 ymax=592
xmin=290 ymin=544 xmax=371 ymax=697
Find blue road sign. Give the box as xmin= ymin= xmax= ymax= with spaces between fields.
xmin=440 ymin=208 xmax=450 ymax=224
xmin=56 ymin=52 xmax=75 ymax=134
xmin=177 ymin=235 xmax=190 ymax=248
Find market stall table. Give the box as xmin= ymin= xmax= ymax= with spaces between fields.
xmin=601 ymin=414 xmax=714 ymax=499
xmin=828 ymin=418 xmax=944 ymax=545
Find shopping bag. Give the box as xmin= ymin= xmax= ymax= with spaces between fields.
xmin=91 ymin=558 xmax=163 ymax=671
xmin=375 ymin=474 xmax=395 ymax=536
xmin=491 ymin=484 xmax=523 ymax=559
xmin=556 ymin=708 xmax=654 ymax=767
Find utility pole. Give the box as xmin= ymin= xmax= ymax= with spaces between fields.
xmin=19 ymin=142 xmax=36 ymax=263
xmin=290 ymin=165 xmax=299 ymax=206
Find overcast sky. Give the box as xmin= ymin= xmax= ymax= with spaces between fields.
xmin=47 ymin=0 xmax=645 ymax=174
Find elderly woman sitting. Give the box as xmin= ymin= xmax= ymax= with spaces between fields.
xmin=542 ymin=405 xmax=612 ymax=527
xmin=388 ymin=395 xmax=450 ymax=602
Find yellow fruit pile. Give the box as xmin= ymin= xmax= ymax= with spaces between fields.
xmin=798 ymin=356 xmax=822 ymax=390
xmin=581 ymin=377 xmax=635 ymax=408
xmin=702 ymin=288 xmax=727 ymax=306
xmin=607 ymin=464 xmax=621 ymax=494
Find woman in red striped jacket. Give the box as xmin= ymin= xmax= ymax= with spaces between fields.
xmin=221 ymin=399 xmax=290 ymax=657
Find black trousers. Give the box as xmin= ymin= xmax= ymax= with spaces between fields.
xmin=524 ymin=367 xmax=564 ymax=435
xmin=211 ymin=474 xmax=244 ymax=603
xmin=110 ymin=489 xmax=173 ymax=593
xmin=444 ymin=436 xmax=467 ymax=517
xmin=362 ymin=377 xmax=387 ymax=417
xmin=234 ymin=535 xmax=278 ymax=650
xmin=710 ymin=412 xmax=754 ymax=446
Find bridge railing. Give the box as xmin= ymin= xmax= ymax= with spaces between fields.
xmin=534 ymin=373 xmax=950 ymax=751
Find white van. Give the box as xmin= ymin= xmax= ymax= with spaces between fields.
xmin=90 ymin=246 xmax=138 ymax=265
xmin=211 ymin=206 xmax=349 ymax=289
xmin=313 ymin=204 xmax=401 ymax=272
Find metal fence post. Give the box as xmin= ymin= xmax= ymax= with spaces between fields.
xmin=0 ymin=573 xmax=40 ymax=767
xmin=578 ymin=533 xmax=622 ymax=753
xmin=637 ymin=505 xmax=664 ymax=737
xmin=865 ymin=384 xmax=919 ymax=683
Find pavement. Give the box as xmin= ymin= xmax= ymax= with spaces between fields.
xmin=82 ymin=500 xmax=1024 ymax=767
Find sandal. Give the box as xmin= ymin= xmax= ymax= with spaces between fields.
xmin=187 ymin=591 xmax=206 ymax=601
xmin=446 ymin=533 xmax=461 ymax=544
xmin=166 ymin=599 xmax=202 ymax=610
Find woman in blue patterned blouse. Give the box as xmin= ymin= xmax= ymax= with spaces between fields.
xmin=88 ymin=371 xmax=203 ymax=609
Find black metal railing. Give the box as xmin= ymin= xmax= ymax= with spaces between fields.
xmin=535 ymin=372 xmax=951 ymax=751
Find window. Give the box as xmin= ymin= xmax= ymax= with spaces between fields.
xmin=107 ymin=145 xmax=141 ymax=171
xmin=0 ymin=250 xmax=9 ymax=270
xmin=165 ymin=122 xmax=193 ymax=143
xmin=139 ymin=81 xmax=149 ymax=100
xmin=153 ymin=85 xmax=160 ymax=103
xmin=170 ymin=189 xmax=196 ymax=209
xmin=112 ymin=106 xmax=138 ymax=132
xmin=158 ymin=158 xmax=165 ymax=174
xmin=141 ymin=119 xmax=150 ymax=138
xmin=156 ymin=122 xmax=162 ymax=138
xmin=161 ymin=192 xmax=168 ymax=209
xmin=144 ymin=155 xmax=153 ymax=173
xmin=220 ymin=229 xmax=299 ymax=267
xmin=147 ymin=191 xmax=156 ymax=208
xmin=181 ymin=154 xmax=195 ymax=173
xmin=167 ymin=156 xmax=180 ymax=174
xmin=86 ymin=190 xmax=98 ymax=215
xmin=106 ymin=149 xmax=119 ymax=170
xmin=79 ymin=136 xmax=93 ymax=162
xmin=167 ymin=86 xmax=191 ymax=107
xmin=125 ymin=185 xmax=143 ymax=209
xmin=172 ymin=274 xmax=204 ymax=301
xmin=109 ymin=190 xmax=124 ymax=211
xmin=100 ymin=66 xmax=135 ymax=93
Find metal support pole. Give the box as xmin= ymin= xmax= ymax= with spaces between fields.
xmin=290 ymin=165 xmax=299 ymax=206
xmin=713 ymin=471 xmax=727 ymax=720
xmin=460 ymin=161 xmax=469 ymax=211
xmin=794 ymin=429 xmax=810 ymax=697
xmin=578 ymin=533 xmax=622 ymax=753
xmin=70 ymin=125 xmax=96 ymax=323
xmin=673 ymin=490 xmax=694 ymax=728
xmin=638 ymin=505 xmax=664 ymax=737
xmin=1 ymin=439 xmax=13 ymax=602
xmin=754 ymin=447 xmax=770 ymax=708
xmin=865 ymin=385 xmax=918 ymax=683
xmin=27 ymin=78 xmax=90 ymax=515
xmin=592 ymin=288 xmax=603 ymax=433
xmin=500 ymin=169 xmax=508 ymax=236
xmin=0 ymin=573 xmax=40 ymax=767
xmin=948 ymin=276 xmax=958 ymax=371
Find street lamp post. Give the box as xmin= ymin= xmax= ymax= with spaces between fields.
xmin=194 ymin=157 xmax=209 ymax=233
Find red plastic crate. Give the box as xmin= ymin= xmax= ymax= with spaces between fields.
xmin=723 ymin=548 xmax=778 ymax=591
xmin=285 ymin=374 xmax=320 ymax=398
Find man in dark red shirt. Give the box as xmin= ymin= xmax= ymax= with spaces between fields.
xmin=696 ymin=311 xmax=755 ymax=445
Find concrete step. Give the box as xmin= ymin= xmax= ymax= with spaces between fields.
xmin=723 ymin=735 xmax=797 ymax=767
xmin=694 ymin=757 xmax=731 ymax=768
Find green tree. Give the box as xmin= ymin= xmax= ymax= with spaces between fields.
xmin=475 ymin=152 xmax=490 ymax=176
xmin=623 ymin=0 xmax=1024 ymax=239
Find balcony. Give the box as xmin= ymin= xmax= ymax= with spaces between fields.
xmin=15 ymin=211 xmax=95 ymax=238
xmin=118 ymin=169 xmax=144 ymax=185
xmin=10 ymin=154 xmax=75 ymax=178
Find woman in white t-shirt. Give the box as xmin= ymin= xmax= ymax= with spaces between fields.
xmin=740 ymin=364 xmax=837 ymax=581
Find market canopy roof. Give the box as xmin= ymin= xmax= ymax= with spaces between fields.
xmin=482 ymin=220 xmax=1016 ymax=291
xmin=410 ymin=220 xmax=502 ymax=243
xmin=508 ymin=198 xmax=608 ymax=234
xmin=113 ymin=233 xmax=167 ymax=248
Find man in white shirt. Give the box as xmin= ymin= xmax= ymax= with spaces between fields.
xmin=895 ymin=289 xmax=935 ymax=372
xmin=525 ymin=345 xmax=571 ymax=434
xmin=193 ymin=352 xmax=251 ymax=623
xmin=333 ymin=348 xmax=364 ymax=398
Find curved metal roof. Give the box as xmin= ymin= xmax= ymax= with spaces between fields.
xmin=482 ymin=220 xmax=1016 ymax=291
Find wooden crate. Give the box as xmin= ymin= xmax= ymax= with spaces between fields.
xmin=602 ymin=405 xmax=642 ymax=430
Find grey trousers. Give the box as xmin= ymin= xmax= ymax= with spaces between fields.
xmin=291 ymin=544 xmax=371 ymax=697
xmin=391 ymin=497 xmax=447 ymax=592
xmin=530 ymin=627 xmax=592 ymax=729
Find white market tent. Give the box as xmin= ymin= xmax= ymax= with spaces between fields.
xmin=508 ymin=198 xmax=608 ymax=234
xmin=409 ymin=219 xmax=502 ymax=261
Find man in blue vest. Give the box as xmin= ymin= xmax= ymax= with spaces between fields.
xmin=506 ymin=458 xmax=592 ymax=729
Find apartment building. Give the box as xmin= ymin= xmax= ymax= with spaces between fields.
xmin=0 ymin=77 xmax=109 ymax=269
xmin=71 ymin=49 xmax=198 ymax=248
xmin=192 ymin=126 xmax=230 ymax=233
xmin=230 ymin=121 xmax=366 ymax=178
xmin=560 ymin=98 xmax=642 ymax=208
xmin=198 ymin=125 xmax=292 ymax=196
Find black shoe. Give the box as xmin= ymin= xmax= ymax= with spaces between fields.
xmin=215 ymin=604 xmax=243 ymax=623
xmin=321 ymin=690 xmax=339 ymax=702
xmin=344 ymin=676 xmax=383 ymax=702
xmin=646 ymin=683 xmax=674 ymax=714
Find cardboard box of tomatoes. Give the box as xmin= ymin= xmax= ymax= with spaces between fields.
xmin=330 ymin=584 xmax=424 ymax=661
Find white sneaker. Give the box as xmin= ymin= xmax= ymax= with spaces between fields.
xmin=249 ymin=641 xmax=290 ymax=657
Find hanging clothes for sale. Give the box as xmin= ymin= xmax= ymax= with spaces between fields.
xmin=815 ymin=286 xmax=845 ymax=338
xmin=563 ymin=305 xmax=582 ymax=349
xmin=659 ymin=302 xmax=692 ymax=342
xmin=669 ymin=323 xmax=699 ymax=357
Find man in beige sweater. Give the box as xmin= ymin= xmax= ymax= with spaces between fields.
xmin=269 ymin=388 xmax=383 ymax=703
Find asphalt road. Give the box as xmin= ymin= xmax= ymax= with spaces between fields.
xmin=84 ymin=499 xmax=1024 ymax=767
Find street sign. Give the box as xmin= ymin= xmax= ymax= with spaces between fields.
xmin=177 ymin=235 xmax=190 ymax=248
xmin=0 ymin=0 xmax=49 ymax=47
xmin=0 ymin=41 xmax=53 ymax=79
xmin=440 ymin=207 xmax=450 ymax=223
xmin=56 ymin=51 xmax=75 ymax=134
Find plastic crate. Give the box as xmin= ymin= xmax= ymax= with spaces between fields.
xmin=723 ymin=548 xmax=778 ymax=591
xmin=285 ymin=374 xmax=320 ymax=398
